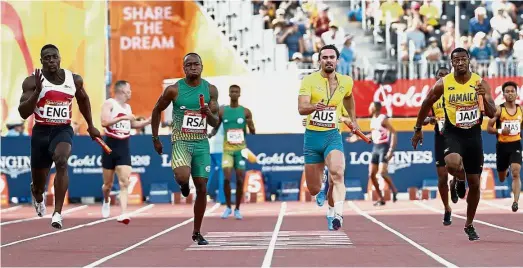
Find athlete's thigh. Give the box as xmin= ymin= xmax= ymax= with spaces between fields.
xmin=233 ymin=150 xmax=246 ymax=170
xmin=31 ymin=129 xmax=53 ymax=169
xmin=222 ymin=151 xmax=234 ymax=169
xmin=323 ymin=130 xmax=344 ymax=162
xmin=50 ymin=125 xmax=73 ymax=160
xmin=115 ymin=165 xmax=132 ymax=184
xmin=462 ymin=137 xmax=484 ymax=175
xmin=102 ymin=168 xmax=115 ymax=185
xmin=509 ymin=142 xmax=522 ymax=168
xmin=443 ymin=131 xmax=464 ymax=166
xmin=303 ymin=130 xmax=324 ymax=164
xmin=325 ymin=149 xmax=345 ymax=174
xmin=434 ymin=134 xmax=446 ymax=167
xmin=191 ymin=140 xmax=211 ymax=179
xmin=378 ymin=162 xmax=389 ymax=175
xmin=496 ymin=143 xmax=511 ymax=172
xmin=115 ymin=140 xmax=132 ymax=168
xmin=368 ymin=163 xmax=378 ymax=175
xmin=171 ymin=140 xmax=192 ymax=170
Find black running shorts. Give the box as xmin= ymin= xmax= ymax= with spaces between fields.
xmin=31 ymin=124 xmax=74 ymax=169
xmin=434 ymin=133 xmax=446 ymax=167
xmin=443 ymin=127 xmax=484 ymax=175
xmin=496 ymin=141 xmax=522 ymax=172
xmin=371 ymin=143 xmax=390 ymax=164
xmin=101 ymin=136 xmax=131 ymax=169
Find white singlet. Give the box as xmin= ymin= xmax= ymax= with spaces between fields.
xmin=33 ymin=69 xmax=76 ymax=125
xmin=370 ymin=114 xmax=390 ymax=145
xmin=104 ymin=98 xmax=132 ymax=139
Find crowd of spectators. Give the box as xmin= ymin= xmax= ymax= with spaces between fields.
xmin=366 ymin=0 xmax=523 ymax=76
xmin=252 ymin=0 xmax=355 ymax=75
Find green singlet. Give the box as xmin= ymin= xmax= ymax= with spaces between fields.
xmin=221 ymin=105 xmax=247 ymax=170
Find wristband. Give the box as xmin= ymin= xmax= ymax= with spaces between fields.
xmin=152 ymin=136 xmax=160 ymax=141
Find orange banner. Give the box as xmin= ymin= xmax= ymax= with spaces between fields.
xmin=128 ymin=173 xmax=144 ymax=205
xmin=1 ymin=174 xmax=9 ymax=206
xmin=243 ymin=170 xmax=265 ymax=203
xmin=109 ymin=1 xmax=249 ymax=117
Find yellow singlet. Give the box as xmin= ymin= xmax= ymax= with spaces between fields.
xmin=497 ymin=103 xmax=523 ymax=143
xmin=432 ymin=97 xmax=445 ymax=134
xmin=299 ymin=71 xmax=354 ymax=131
xmin=442 ymin=72 xmax=482 ymax=129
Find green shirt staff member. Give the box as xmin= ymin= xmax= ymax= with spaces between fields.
xmin=209 ymin=84 xmax=255 ymax=220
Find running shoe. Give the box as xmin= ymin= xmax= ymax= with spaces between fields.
xmin=234 ymin=209 xmax=243 ymax=220
xmin=331 ymin=214 xmax=343 ymax=231
xmin=31 ymin=183 xmax=46 ymax=217
xmin=315 ymin=191 xmax=326 ymax=207
xmin=464 ymin=225 xmax=479 ymax=241
xmin=456 ymin=179 xmax=466 ymax=199
xmin=102 ymin=197 xmax=111 ymax=218
xmin=192 ymin=232 xmax=209 ymax=245
xmin=449 ymin=179 xmax=458 ymax=203
xmin=512 ymin=202 xmax=518 ymax=212
xmin=443 ymin=211 xmax=452 ymax=226
xmin=51 ymin=212 xmax=63 ymax=229
xmin=180 ymin=183 xmax=190 ymax=197
xmin=117 ymin=214 xmax=131 ymax=225
xmin=327 ymin=216 xmax=334 ymax=231
xmin=221 ymin=207 xmax=232 ymax=219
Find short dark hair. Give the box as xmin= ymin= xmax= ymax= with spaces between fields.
xmin=502 ymin=81 xmax=519 ymax=93
xmin=318 ymin=44 xmax=340 ymax=60
xmin=373 ymin=101 xmax=382 ymax=111
xmin=114 ymin=80 xmax=129 ymax=92
xmin=183 ymin=52 xmax=202 ymax=63
xmin=41 ymin=44 xmax=59 ymax=56
xmin=435 ymin=66 xmax=450 ymax=76
xmin=229 ymin=84 xmax=240 ymax=90
xmin=450 ymin=47 xmax=470 ymax=60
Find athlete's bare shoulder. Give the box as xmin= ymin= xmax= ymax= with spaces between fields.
xmin=22 ymin=75 xmax=36 ymax=92
xmin=72 ymin=73 xmax=84 ymax=89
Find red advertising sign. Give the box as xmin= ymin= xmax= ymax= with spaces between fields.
xmin=353 ymin=76 xmax=523 ymax=117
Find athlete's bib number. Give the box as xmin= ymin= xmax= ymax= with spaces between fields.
xmin=309 ymin=106 xmax=336 ymax=128
xmin=181 ymin=111 xmax=206 ymax=134
xmin=112 ymin=119 xmax=131 ymax=134
xmin=43 ymin=104 xmax=69 ymax=120
xmin=501 ymin=120 xmax=521 ymax=136
xmin=455 ymin=105 xmax=480 ymax=129
xmin=226 ymin=129 xmax=244 ymax=144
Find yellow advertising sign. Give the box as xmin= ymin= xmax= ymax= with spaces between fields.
xmin=1 ymin=0 xmax=106 ymax=135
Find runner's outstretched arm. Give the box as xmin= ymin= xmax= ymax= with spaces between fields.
xmin=415 ymin=80 xmax=444 ymax=128
xmin=151 ymin=84 xmax=178 ymax=138
xmin=205 ymin=84 xmax=220 ymax=127
xmin=74 ymin=74 xmax=101 ymax=138
xmin=245 ymin=107 xmax=256 ymax=134
xmin=479 ymin=80 xmax=496 ymax=118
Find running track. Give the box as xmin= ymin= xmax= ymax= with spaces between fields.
xmin=1 ymin=198 xmax=522 ymax=267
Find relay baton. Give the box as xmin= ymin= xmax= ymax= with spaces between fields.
xmin=95 ymin=137 xmax=112 ymax=154
xmin=344 ymin=121 xmax=372 ymax=144
xmin=199 ymin=94 xmax=206 ymax=118
xmin=476 ymin=81 xmax=485 ymax=114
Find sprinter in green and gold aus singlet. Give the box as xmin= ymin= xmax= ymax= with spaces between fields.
xmin=209 ymin=85 xmax=255 ymax=220
xmin=151 ymin=53 xmax=220 ymax=246
xmin=413 ymin=48 xmax=497 ymax=241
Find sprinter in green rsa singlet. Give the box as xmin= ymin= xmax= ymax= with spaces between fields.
xmin=209 ymin=85 xmax=255 ymax=220
xmin=151 ymin=53 xmax=220 ymax=246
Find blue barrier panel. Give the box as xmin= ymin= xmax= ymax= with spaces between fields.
xmin=278 ymin=181 xmax=300 ymax=201
xmin=1 ymin=132 xmax=521 ymax=202
xmin=422 ymin=179 xmax=439 ymax=199
xmin=148 ymin=183 xmax=171 ymax=203
xmin=345 ymin=179 xmax=364 ymax=200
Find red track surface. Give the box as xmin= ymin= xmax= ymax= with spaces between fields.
xmin=1 ymin=198 xmax=522 ymax=267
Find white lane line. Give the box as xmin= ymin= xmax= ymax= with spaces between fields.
xmin=482 ymin=200 xmax=522 ymax=213
xmin=83 ymin=203 xmax=221 ymax=268
xmin=348 ymin=201 xmax=457 ymax=268
xmin=414 ymin=201 xmax=523 ymax=234
xmin=1 ymin=205 xmax=88 ymax=226
xmin=1 ymin=204 xmax=154 ymax=248
xmin=261 ymin=202 xmax=287 ymax=268
xmin=1 ymin=205 xmax=22 ymax=213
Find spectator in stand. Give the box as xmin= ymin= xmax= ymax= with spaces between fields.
xmin=405 ymin=19 xmax=426 ymax=61
xmin=276 ymin=21 xmax=304 ymax=61
xmin=379 ymin=0 xmax=404 ymax=25
xmin=490 ymin=7 xmax=517 ymax=43
xmin=312 ymin=4 xmax=330 ymax=37
xmin=441 ymin=21 xmax=456 ymax=59
xmin=4 ymin=118 xmax=27 ymax=137
xmin=338 ymin=35 xmax=355 ymax=75
xmin=459 ymin=35 xmax=472 ymax=51
xmin=320 ymin=22 xmax=345 ymax=52
xmin=492 ymin=0 xmax=518 ymax=22
xmin=301 ymin=25 xmax=317 ymax=63
xmin=419 ymin=0 xmax=441 ymax=30
xmin=259 ymin=5 xmax=272 ymax=29
xmin=501 ymin=33 xmax=515 ymax=56
xmin=471 ymin=33 xmax=495 ymax=62
xmin=468 ymin=7 xmax=491 ymax=38
xmin=423 ymin=36 xmax=443 ymax=62
xmin=514 ymin=30 xmax=523 ymax=75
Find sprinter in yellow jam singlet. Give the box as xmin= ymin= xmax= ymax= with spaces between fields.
xmin=298 ymin=44 xmax=359 ymax=231
xmin=422 ymin=66 xmax=452 ymax=226
xmin=412 ymin=48 xmax=497 ymax=241
xmin=487 ymin=81 xmax=522 ymax=212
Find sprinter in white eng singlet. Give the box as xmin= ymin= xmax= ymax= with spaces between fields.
xmin=18 ymin=44 xmax=102 ymax=229
xmin=100 ymin=80 xmax=151 ymax=224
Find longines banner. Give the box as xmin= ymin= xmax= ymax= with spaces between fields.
xmin=0 ymin=132 xmax=511 ymax=203
xmin=1 ymin=0 xmax=106 ymax=135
